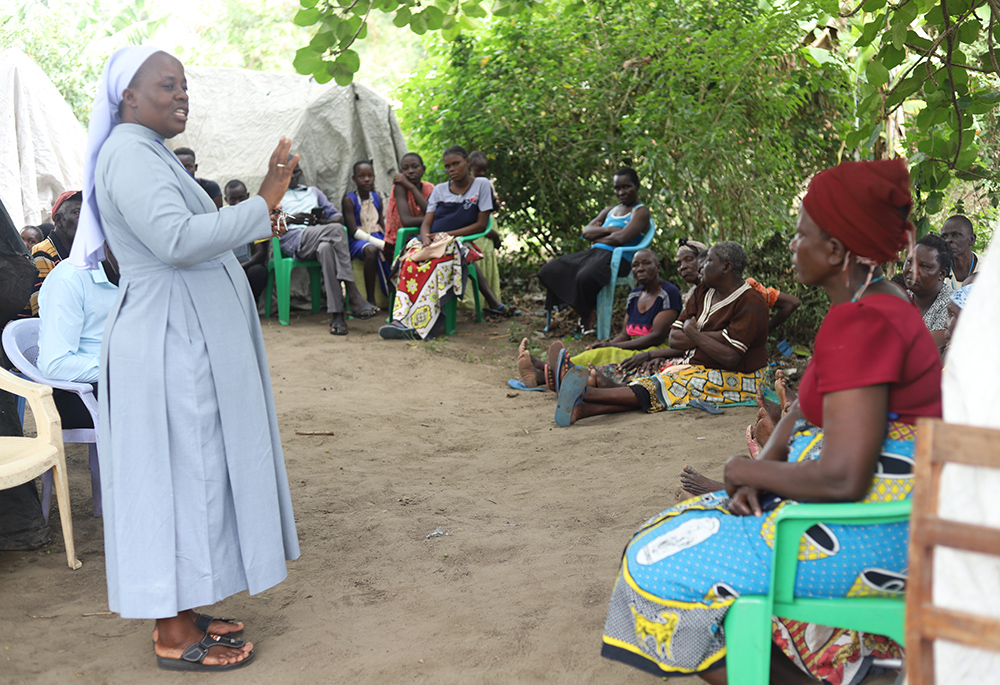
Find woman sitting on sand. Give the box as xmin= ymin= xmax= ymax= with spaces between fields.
xmin=517 ymin=249 xmax=682 ymax=387
xmin=599 ymin=158 xmax=942 ymax=684
xmin=675 ymin=238 xmax=707 ymax=305
xmin=552 ymin=241 xmax=769 ymax=426
xmin=537 ymin=168 xmax=651 ymax=335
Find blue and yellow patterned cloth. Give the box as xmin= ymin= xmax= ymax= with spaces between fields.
xmin=600 ymin=419 xmax=915 ymax=676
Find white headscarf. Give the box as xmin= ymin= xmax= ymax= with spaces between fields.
xmin=69 ymin=45 xmax=164 ymax=269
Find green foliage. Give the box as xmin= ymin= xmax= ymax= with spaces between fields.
xmin=834 ymin=0 xmax=1000 ymax=225
xmin=293 ymin=0 xmax=538 ymax=83
xmin=3 ymin=0 xmax=425 ymax=125
xmin=745 ymin=230 xmax=828 ymax=344
xmin=396 ymin=0 xmax=850 ymax=269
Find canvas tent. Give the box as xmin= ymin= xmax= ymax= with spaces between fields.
xmin=0 ymin=49 xmax=86 ymax=229
xmin=171 ymin=65 xmax=408 ymax=208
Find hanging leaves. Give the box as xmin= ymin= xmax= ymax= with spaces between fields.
xmin=839 ymin=0 xmax=1000 ymax=219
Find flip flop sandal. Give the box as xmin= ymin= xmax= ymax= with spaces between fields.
xmin=194 ymin=614 xmax=244 ymax=638
xmin=554 ymin=366 xmax=589 ymax=427
xmin=746 ymin=424 xmax=761 ymax=459
xmin=508 ymin=379 xmax=545 ymax=392
xmin=485 ymin=304 xmax=521 ymax=317
xmin=353 ymin=305 xmax=381 ymax=320
xmin=330 ymin=319 xmax=349 ymax=336
xmin=688 ymin=397 xmax=724 ymax=415
xmin=379 ymin=323 xmax=416 ymax=340
xmin=156 ymin=633 xmax=256 ymax=672
xmin=547 ymin=343 xmax=567 ymax=392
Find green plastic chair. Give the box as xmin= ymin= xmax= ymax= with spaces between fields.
xmin=265 ymin=235 xmax=322 ymax=326
xmin=391 ymin=219 xmax=492 ymax=335
xmin=724 ymin=499 xmax=911 ymax=683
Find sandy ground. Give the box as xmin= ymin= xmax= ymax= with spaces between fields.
xmin=0 ymin=310 xmax=898 ymax=684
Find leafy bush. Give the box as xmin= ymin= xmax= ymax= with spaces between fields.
xmin=395 ymin=0 xmax=852 ymax=270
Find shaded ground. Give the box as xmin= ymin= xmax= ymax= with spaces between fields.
xmin=0 ymin=309 xmax=896 ymax=684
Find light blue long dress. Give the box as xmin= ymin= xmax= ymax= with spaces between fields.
xmin=95 ymin=123 xmax=299 ymax=619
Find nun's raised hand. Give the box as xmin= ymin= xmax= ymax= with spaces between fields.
xmin=259 ymin=137 xmax=299 ymax=210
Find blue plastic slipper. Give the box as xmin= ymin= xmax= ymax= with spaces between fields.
xmin=554 ymin=367 xmax=589 ymax=427
xmin=508 ymin=379 xmax=545 ymax=392
xmin=688 ymin=397 xmax=724 ymax=415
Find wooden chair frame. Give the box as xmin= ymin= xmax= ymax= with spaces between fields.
xmin=906 ymin=418 xmax=1000 ymax=684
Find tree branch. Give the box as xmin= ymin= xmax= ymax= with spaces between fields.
xmin=712 ymin=44 xmax=767 ymax=127
xmin=940 ymin=0 xmax=963 ymax=168
xmin=883 ymin=4 xmax=981 ymax=109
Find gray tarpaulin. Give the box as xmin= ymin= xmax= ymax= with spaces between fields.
xmin=170 ymin=66 xmax=409 ymax=311
xmin=171 ymin=65 xmax=408 ymax=207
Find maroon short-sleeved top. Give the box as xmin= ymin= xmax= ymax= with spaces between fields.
xmin=798 ymin=293 xmax=942 ymax=427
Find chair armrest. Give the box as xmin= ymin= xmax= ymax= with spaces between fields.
xmin=270 ymin=235 xmax=283 ymax=263
xmin=457 ymin=216 xmax=494 ymax=244
xmin=0 ymin=367 xmax=62 ymax=444
xmin=770 ymin=500 xmax=912 ymax=603
xmin=393 ymin=227 xmax=419 ymax=263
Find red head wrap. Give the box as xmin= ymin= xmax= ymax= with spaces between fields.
xmin=51 ymin=190 xmax=83 ymax=220
xmin=801 ymin=159 xmax=914 ymax=264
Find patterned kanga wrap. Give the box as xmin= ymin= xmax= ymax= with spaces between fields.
xmin=628 ymin=364 xmax=765 ymax=413
xmin=601 ymin=419 xmax=915 ymax=678
xmin=391 ymin=235 xmax=471 ymax=339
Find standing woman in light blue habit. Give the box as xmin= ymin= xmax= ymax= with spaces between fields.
xmin=69 ymin=46 xmax=300 ymax=671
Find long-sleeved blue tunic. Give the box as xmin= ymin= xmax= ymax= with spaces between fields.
xmin=96 ymin=123 xmax=299 ymax=619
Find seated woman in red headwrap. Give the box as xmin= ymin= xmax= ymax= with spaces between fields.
xmin=599 ymin=159 xmax=942 ymax=684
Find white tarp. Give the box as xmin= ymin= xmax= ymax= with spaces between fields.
xmin=171 ymin=65 xmax=408 ymax=206
xmin=0 ymin=48 xmax=86 ymax=229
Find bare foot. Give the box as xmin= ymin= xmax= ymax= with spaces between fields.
xmin=544 ymin=364 xmax=556 ymax=392
xmin=757 ymin=386 xmax=781 ymax=425
xmin=154 ymin=614 xmax=253 ymax=666
xmin=586 ymin=364 xmax=622 ymax=388
xmin=680 ymin=465 xmax=723 ymax=496
xmin=775 ymin=370 xmax=796 ymax=415
xmin=516 ymin=338 xmax=542 ymax=387
xmin=754 ymin=406 xmax=775 ymax=448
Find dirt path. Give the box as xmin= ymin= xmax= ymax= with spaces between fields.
xmin=0 ymin=311 xmax=892 ymax=684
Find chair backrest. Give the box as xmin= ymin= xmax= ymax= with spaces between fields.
xmin=0 ymin=366 xmax=61 ymax=454
xmin=2 ymin=318 xmax=93 ymax=393
xmin=631 ymin=216 xmax=657 ymax=252
xmin=2 ymin=318 xmax=41 ymax=374
xmin=906 ymin=418 xmax=1000 ymax=684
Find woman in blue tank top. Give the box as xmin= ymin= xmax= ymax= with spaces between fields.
xmin=537 ymin=168 xmax=651 ymax=334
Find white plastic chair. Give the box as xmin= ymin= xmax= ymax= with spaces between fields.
xmin=0 ymin=367 xmax=81 ymax=569
xmin=2 ymin=318 xmax=101 ymax=518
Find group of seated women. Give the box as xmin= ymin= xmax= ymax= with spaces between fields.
xmin=514 ymin=236 xmax=808 ymax=428
xmin=595 ymin=158 xmax=944 ymax=684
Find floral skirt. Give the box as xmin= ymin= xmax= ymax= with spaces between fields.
xmin=391 ymin=235 xmax=478 ymax=339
